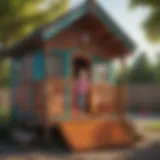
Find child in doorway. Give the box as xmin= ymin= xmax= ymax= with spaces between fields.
xmin=75 ymin=69 xmax=89 ymax=113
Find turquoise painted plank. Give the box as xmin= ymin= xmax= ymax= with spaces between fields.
xmin=11 ymin=57 xmax=24 ymax=121
xmin=92 ymin=56 xmax=117 ymax=84
xmin=50 ymin=49 xmax=72 ymax=118
xmin=11 ymin=59 xmax=17 ymax=122
xmin=32 ymin=51 xmax=45 ymax=81
xmin=11 ymin=55 xmax=36 ymax=122
xmin=64 ymin=51 xmax=72 ymax=117
xmin=107 ymin=62 xmax=117 ymax=85
xmin=11 ymin=57 xmax=23 ymax=87
xmin=64 ymin=51 xmax=72 ymax=77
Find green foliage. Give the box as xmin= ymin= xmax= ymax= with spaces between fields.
xmin=130 ymin=0 xmax=160 ymax=8
xmin=116 ymin=52 xmax=160 ymax=84
xmin=0 ymin=0 xmax=68 ymax=87
xmin=0 ymin=0 xmax=68 ymax=46
xmin=144 ymin=10 xmax=160 ymax=43
xmin=116 ymin=69 xmax=129 ymax=84
xmin=0 ymin=59 xmax=11 ymax=87
xmin=128 ymin=53 xmax=155 ymax=83
xmin=130 ymin=0 xmax=160 ymax=43
xmin=153 ymin=53 xmax=160 ymax=81
xmin=0 ymin=107 xmax=9 ymax=123
xmin=144 ymin=122 xmax=160 ymax=132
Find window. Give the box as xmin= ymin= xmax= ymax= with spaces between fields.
xmin=46 ymin=54 xmax=64 ymax=77
xmin=93 ymin=63 xmax=108 ymax=84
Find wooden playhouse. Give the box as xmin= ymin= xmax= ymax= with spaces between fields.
xmin=4 ymin=0 xmax=138 ymax=151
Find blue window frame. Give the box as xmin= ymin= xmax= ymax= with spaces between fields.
xmin=32 ymin=51 xmax=45 ymax=81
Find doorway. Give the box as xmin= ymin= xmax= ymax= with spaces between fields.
xmin=72 ymin=56 xmax=91 ymax=79
xmin=72 ymin=55 xmax=91 ymax=114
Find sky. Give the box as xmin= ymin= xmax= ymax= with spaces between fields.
xmin=69 ymin=0 xmax=160 ymax=63
xmin=44 ymin=0 xmax=160 ymax=63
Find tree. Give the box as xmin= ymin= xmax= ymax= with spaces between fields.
xmin=154 ymin=52 xmax=160 ymax=82
xmin=130 ymin=0 xmax=160 ymax=43
xmin=0 ymin=0 xmax=68 ymax=87
xmin=0 ymin=0 xmax=68 ymax=46
xmin=128 ymin=53 xmax=155 ymax=83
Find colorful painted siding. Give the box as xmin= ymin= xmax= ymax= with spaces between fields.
xmin=11 ymin=57 xmax=24 ymax=87
xmin=46 ymin=53 xmax=65 ymax=77
xmin=32 ymin=51 xmax=45 ymax=81
xmin=34 ymin=81 xmax=44 ymax=118
xmin=11 ymin=54 xmax=35 ymax=121
xmin=92 ymin=56 xmax=116 ymax=85
xmin=45 ymin=49 xmax=72 ymax=119
xmin=14 ymin=85 xmax=32 ymax=117
xmin=23 ymin=55 xmax=33 ymax=82
xmin=11 ymin=57 xmax=24 ymax=120
xmin=107 ymin=62 xmax=117 ymax=85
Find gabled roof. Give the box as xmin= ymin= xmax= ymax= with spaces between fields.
xmin=3 ymin=0 xmax=136 ymax=57
xmin=42 ymin=1 xmax=136 ymax=51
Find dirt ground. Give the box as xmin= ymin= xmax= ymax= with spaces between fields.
xmin=0 ymin=120 xmax=160 ymax=160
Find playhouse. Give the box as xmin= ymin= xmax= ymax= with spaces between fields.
xmin=4 ymin=0 xmax=138 ymax=151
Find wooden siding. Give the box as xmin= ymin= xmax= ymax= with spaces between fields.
xmin=44 ymin=14 xmax=126 ymax=59
xmin=11 ymin=54 xmax=35 ymax=121
xmin=59 ymin=119 xmax=133 ymax=151
xmin=128 ymin=84 xmax=160 ymax=112
xmin=90 ymin=84 xmax=117 ymax=115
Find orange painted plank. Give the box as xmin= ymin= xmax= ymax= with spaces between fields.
xmin=59 ymin=119 xmax=133 ymax=151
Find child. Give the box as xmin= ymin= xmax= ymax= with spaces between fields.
xmin=75 ymin=69 xmax=89 ymax=113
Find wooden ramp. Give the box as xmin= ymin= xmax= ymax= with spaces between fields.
xmin=58 ymin=119 xmax=134 ymax=151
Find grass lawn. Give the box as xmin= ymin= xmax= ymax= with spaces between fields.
xmin=0 ymin=107 xmax=10 ymax=124
xmin=0 ymin=107 xmax=10 ymax=139
xmin=144 ymin=121 xmax=160 ymax=132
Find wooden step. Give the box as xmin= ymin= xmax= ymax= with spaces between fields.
xmin=58 ymin=119 xmax=134 ymax=151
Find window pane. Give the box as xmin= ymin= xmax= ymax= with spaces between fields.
xmin=93 ymin=63 xmax=108 ymax=84
xmin=47 ymin=55 xmax=64 ymax=77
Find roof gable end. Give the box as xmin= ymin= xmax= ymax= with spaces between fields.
xmin=41 ymin=1 xmax=136 ymax=51
xmin=42 ymin=2 xmax=89 ymax=41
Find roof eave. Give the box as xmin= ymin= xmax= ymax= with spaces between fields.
xmin=93 ymin=3 xmax=136 ymax=52
xmin=3 ymin=1 xmax=137 ymax=57
xmin=2 ymin=31 xmax=41 ymax=57
xmin=41 ymin=2 xmax=88 ymax=41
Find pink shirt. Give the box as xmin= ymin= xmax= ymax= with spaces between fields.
xmin=75 ymin=79 xmax=89 ymax=94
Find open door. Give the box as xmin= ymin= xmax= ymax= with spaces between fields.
xmin=71 ymin=54 xmax=92 ymax=116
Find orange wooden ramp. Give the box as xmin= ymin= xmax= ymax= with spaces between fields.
xmin=58 ymin=119 xmax=134 ymax=151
